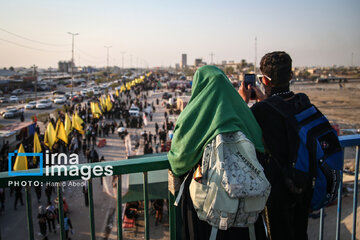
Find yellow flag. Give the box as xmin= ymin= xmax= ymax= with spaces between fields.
xmin=13 ymin=144 xmax=28 ymax=171
xmin=106 ymin=95 xmax=113 ymax=111
xmin=56 ymin=120 xmax=68 ymax=144
xmin=65 ymin=113 xmax=72 ymax=136
xmin=72 ymin=113 xmax=84 ymax=134
xmin=33 ymin=132 xmax=42 ymax=164
xmin=91 ymin=102 xmax=102 ymax=118
xmin=44 ymin=123 xmax=56 ymax=150
xmin=99 ymin=97 xmax=104 ymax=110
xmin=116 ymin=89 xmax=119 ymax=97
xmin=101 ymin=97 xmax=107 ymax=110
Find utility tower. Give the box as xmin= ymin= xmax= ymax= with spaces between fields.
xmin=68 ymin=32 xmax=79 ymax=94
xmin=104 ymin=46 xmax=112 ymax=81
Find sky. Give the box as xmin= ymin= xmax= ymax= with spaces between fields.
xmin=0 ymin=0 xmax=359 ymax=69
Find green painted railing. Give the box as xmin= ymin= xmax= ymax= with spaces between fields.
xmin=0 ymin=153 xmax=175 ymax=240
xmin=1 ymin=135 xmax=360 ymax=240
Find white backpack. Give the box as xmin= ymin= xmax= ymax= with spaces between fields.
xmin=189 ymin=131 xmax=271 ymax=239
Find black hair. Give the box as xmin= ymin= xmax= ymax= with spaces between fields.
xmin=260 ymin=51 xmax=292 ymax=87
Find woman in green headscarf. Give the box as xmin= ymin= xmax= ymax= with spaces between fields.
xmin=168 ymin=65 xmax=264 ymax=176
xmin=168 ymin=65 xmax=267 ymax=240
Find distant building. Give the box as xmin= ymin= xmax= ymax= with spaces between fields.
xmin=222 ymin=60 xmax=227 ymax=65
xmin=58 ymin=61 xmax=73 ymax=73
xmin=175 ymin=63 xmax=180 ymax=70
xmin=195 ymin=58 xmax=202 ymax=67
xmin=181 ymin=54 xmax=187 ymax=68
xmin=0 ymin=69 xmax=16 ymax=79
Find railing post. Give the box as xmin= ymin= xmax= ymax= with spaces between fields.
xmin=319 ymin=208 xmax=324 ymax=240
xmin=88 ymin=179 xmax=96 ymax=240
xmin=25 ymin=186 xmax=34 ymax=240
xmin=117 ymin=175 xmax=123 ymax=240
xmin=168 ymin=190 xmax=176 ymax=240
xmin=336 ymin=150 xmax=345 ymax=240
xmin=143 ymin=172 xmax=149 ymax=240
xmin=57 ymin=183 xmax=65 ymax=240
xmin=352 ymin=146 xmax=359 ymax=240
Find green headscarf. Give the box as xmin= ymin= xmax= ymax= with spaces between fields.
xmin=168 ymin=65 xmax=264 ymax=176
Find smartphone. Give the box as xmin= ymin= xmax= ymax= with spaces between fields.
xmin=244 ymin=74 xmax=256 ymax=99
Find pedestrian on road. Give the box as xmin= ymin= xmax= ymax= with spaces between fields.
xmin=0 ymin=187 xmax=5 ymax=213
xmin=46 ymin=202 xmax=56 ymax=233
xmin=153 ymin=199 xmax=164 ymax=226
xmin=37 ymin=206 xmax=48 ymax=240
xmin=14 ymin=186 xmax=24 ymax=210
xmin=35 ymin=185 xmax=42 ymax=203
xmin=148 ymin=132 xmax=153 ymax=144
xmin=64 ymin=213 xmax=73 ymax=240
xmin=45 ymin=185 xmax=54 ymax=205
xmin=89 ymin=147 xmax=99 ymax=163
xmin=83 ymin=181 xmax=89 ymax=207
xmin=155 ymin=123 xmax=159 ymax=135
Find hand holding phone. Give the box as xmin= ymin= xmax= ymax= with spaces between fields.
xmin=244 ymin=74 xmax=256 ymax=99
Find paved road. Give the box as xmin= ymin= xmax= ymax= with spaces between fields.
xmin=0 ymin=84 xmax=99 ymax=125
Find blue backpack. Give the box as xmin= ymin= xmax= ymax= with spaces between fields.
xmin=264 ymin=93 xmax=343 ymax=211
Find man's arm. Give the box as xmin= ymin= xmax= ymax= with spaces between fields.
xmin=238 ymin=81 xmax=266 ymax=104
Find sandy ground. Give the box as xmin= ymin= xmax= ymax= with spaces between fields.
xmin=291 ymin=81 xmax=360 ymax=129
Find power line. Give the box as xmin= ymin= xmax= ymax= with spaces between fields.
xmin=0 ymin=38 xmax=69 ymax=53
xmin=76 ymin=47 xmax=101 ymax=60
xmin=0 ymin=27 xmax=70 ymax=47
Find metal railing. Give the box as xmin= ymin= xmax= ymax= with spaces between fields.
xmin=0 ymin=135 xmax=359 ymax=240
xmin=0 ymin=153 xmax=175 ymax=240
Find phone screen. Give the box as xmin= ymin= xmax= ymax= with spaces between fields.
xmin=244 ymin=74 xmax=256 ymax=87
xmin=244 ymin=74 xmax=256 ymax=99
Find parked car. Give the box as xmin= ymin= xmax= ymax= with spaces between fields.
xmin=9 ymin=96 xmax=19 ymax=103
xmin=36 ymin=99 xmax=52 ymax=109
xmin=93 ymin=89 xmax=100 ymax=96
xmin=52 ymin=90 xmax=66 ymax=95
xmin=25 ymin=101 xmax=37 ymax=109
xmin=0 ymin=107 xmax=14 ymax=115
xmin=80 ymin=89 xmax=88 ymax=96
xmin=129 ymin=106 xmax=140 ymax=117
xmin=11 ymin=89 xmax=24 ymax=95
xmin=0 ymin=97 xmax=8 ymax=104
xmin=80 ymin=83 xmax=87 ymax=88
xmin=2 ymin=108 xmax=24 ymax=119
xmin=53 ymin=96 xmax=67 ymax=104
xmin=71 ymin=95 xmax=83 ymax=103
xmin=162 ymin=93 xmax=172 ymax=99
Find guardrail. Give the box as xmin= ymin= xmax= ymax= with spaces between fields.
xmin=0 ymin=135 xmax=359 ymax=240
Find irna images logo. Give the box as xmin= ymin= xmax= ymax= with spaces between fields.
xmin=8 ymin=151 xmax=113 ymax=180
xmin=8 ymin=151 xmax=44 ymax=176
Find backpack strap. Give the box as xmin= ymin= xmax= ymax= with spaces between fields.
xmin=262 ymin=95 xmax=313 ymax=194
xmin=248 ymin=223 xmax=256 ymax=240
xmin=210 ymin=227 xmax=218 ymax=240
xmin=174 ymin=171 xmax=192 ymax=206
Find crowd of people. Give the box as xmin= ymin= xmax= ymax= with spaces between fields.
xmin=0 ymin=73 xmax=176 ymax=239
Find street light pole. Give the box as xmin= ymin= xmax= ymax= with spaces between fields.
xmin=68 ymin=32 xmax=79 ymax=94
xmin=120 ymin=51 xmax=126 ymax=69
xmin=32 ymin=65 xmax=37 ymax=101
xmin=104 ymin=46 xmax=112 ymax=81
